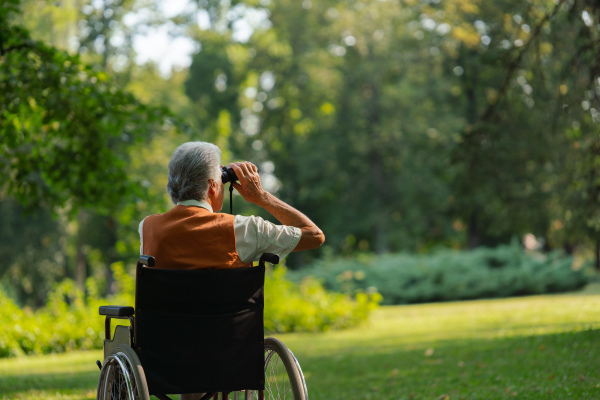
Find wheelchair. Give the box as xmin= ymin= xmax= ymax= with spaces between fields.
xmin=96 ymin=254 xmax=308 ymax=400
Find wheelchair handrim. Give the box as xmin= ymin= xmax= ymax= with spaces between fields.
xmin=98 ymin=354 xmax=136 ymax=400
xmin=288 ymin=348 xmax=308 ymax=400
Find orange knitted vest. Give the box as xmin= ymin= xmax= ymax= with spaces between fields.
xmin=142 ymin=205 xmax=252 ymax=269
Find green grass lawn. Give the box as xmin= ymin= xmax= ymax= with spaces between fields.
xmin=1 ymin=287 xmax=600 ymax=399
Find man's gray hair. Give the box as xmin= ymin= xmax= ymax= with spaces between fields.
xmin=166 ymin=142 xmax=222 ymax=204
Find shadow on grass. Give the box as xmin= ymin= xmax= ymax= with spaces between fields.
xmin=0 ymin=368 xmax=99 ymax=399
xmin=1 ymin=329 xmax=598 ymax=400
xmin=0 ymin=368 xmax=176 ymax=400
xmin=300 ymin=328 xmax=600 ymax=400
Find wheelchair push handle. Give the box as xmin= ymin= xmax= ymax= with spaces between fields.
xmin=138 ymin=255 xmax=155 ymax=267
xmin=259 ymin=253 xmax=279 ymax=267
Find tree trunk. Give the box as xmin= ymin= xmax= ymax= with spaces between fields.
xmin=370 ymin=146 xmax=390 ymax=254
xmin=364 ymin=55 xmax=389 ymax=254
xmin=374 ymin=225 xmax=389 ymax=254
xmin=106 ymin=215 xmax=117 ymax=294
xmin=595 ymin=238 xmax=600 ymax=272
xmin=468 ymin=213 xmax=480 ymax=249
xmin=75 ymin=210 xmax=87 ymax=291
xmin=563 ymin=242 xmax=574 ymax=255
xmin=462 ymin=47 xmax=481 ymax=251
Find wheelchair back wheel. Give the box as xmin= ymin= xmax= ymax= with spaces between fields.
xmin=260 ymin=337 xmax=308 ymax=400
xmin=97 ymin=344 xmax=150 ymax=400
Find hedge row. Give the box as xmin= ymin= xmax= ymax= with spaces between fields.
xmin=0 ymin=263 xmax=380 ymax=358
xmin=289 ymin=242 xmax=591 ymax=305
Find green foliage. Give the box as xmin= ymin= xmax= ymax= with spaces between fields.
xmin=178 ymin=0 xmax=600 ymax=264
xmin=264 ymin=265 xmax=381 ymax=333
xmin=185 ymin=31 xmax=241 ymax=128
xmin=0 ymin=1 xmax=178 ymax=213
xmin=0 ymin=262 xmax=139 ymax=359
xmin=3 ymin=0 xmax=600 ymax=331
xmin=0 ymin=288 xmax=28 ymax=358
xmin=0 ymin=263 xmax=379 ymax=358
xmin=2 ymin=292 xmax=600 ymax=399
xmin=289 ymin=242 xmax=591 ymax=305
xmin=0 ymin=279 xmax=101 ymax=358
xmin=0 ymin=0 xmax=195 ymax=310
xmin=0 ymin=198 xmax=67 ymax=307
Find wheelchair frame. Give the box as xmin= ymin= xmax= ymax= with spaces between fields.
xmin=96 ymin=254 xmax=308 ymax=400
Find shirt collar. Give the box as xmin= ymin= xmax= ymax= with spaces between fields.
xmin=177 ymin=199 xmax=213 ymax=213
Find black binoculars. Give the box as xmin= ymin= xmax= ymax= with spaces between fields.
xmin=221 ymin=166 xmax=238 ymax=184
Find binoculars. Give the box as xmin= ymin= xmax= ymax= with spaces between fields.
xmin=221 ymin=166 xmax=238 ymax=184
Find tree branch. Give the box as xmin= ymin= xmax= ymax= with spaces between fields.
xmin=478 ymin=0 xmax=566 ymax=124
xmin=1 ymin=43 xmax=33 ymax=55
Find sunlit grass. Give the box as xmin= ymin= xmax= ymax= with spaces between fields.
xmin=0 ymin=350 xmax=101 ymax=399
xmin=286 ymin=290 xmax=600 ymax=399
xmin=1 ymin=288 xmax=599 ymax=399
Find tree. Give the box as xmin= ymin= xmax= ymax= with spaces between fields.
xmin=0 ymin=0 xmax=181 ymax=293
xmin=180 ymin=0 xmax=600 ymax=266
xmin=0 ymin=0 xmax=174 ymax=211
xmin=437 ymin=0 xmax=600 ymax=263
xmin=230 ymin=0 xmax=462 ymax=257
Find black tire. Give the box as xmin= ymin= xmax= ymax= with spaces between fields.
xmin=97 ymin=344 xmax=150 ymax=400
xmin=261 ymin=337 xmax=307 ymax=400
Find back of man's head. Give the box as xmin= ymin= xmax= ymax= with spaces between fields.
xmin=166 ymin=142 xmax=221 ymax=204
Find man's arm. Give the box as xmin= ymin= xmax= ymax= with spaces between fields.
xmin=230 ymin=162 xmax=325 ymax=251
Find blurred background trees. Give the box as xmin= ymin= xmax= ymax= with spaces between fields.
xmin=1 ymin=0 xmax=599 ymax=307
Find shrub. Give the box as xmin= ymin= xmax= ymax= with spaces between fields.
xmin=264 ymin=265 xmax=381 ymax=333
xmin=0 ymin=289 xmax=29 ymax=358
xmin=0 ymin=262 xmax=380 ymax=358
xmin=288 ymin=242 xmax=592 ymax=305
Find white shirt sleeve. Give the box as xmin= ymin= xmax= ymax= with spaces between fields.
xmin=234 ymin=215 xmax=301 ymax=264
xmin=138 ymin=218 xmax=145 ymax=255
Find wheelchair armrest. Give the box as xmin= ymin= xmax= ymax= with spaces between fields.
xmin=100 ymin=306 xmax=135 ymax=343
xmin=99 ymin=305 xmax=134 ymax=317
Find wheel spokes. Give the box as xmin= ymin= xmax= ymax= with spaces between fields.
xmin=100 ymin=355 xmax=136 ymax=400
xmin=262 ymin=349 xmax=293 ymax=400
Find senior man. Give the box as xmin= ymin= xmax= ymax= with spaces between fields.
xmin=139 ymin=140 xmax=325 ymax=271
xmin=140 ymin=142 xmax=324 ymax=400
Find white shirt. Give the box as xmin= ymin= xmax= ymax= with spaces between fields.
xmin=138 ymin=200 xmax=301 ymax=264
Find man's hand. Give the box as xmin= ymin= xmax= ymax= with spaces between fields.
xmin=230 ymin=162 xmax=268 ymax=205
xmin=229 ymin=161 xmax=325 ymax=252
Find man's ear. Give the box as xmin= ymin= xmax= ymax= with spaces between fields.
xmin=208 ymin=179 xmax=221 ymax=195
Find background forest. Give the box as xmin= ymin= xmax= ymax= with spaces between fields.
xmin=1 ymin=0 xmax=600 ymax=334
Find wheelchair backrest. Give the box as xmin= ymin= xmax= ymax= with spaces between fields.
xmin=134 ymin=260 xmax=265 ymax=395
